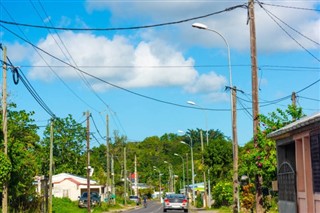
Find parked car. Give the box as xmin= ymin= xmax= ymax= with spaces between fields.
xmin=78 ymin=192 xmax=101 ymax=208
xmin=129 ymin=195 xmax=141 ymax=205
xmin=163 ymin=193 xmax=188 ymax=212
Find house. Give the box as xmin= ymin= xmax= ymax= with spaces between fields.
xmin=268 ymin=112 xmax=320 ymax=213
xmin=52 ymin=173 xmax=105 ymax=201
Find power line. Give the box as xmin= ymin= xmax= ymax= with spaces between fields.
xmin=0 ymin=24 xmax=231 ymax=112
xmin=259 ymin=2 xmax=320 ymax=12
xmin=0 ymin=4 xmax=247 ymax=31
xmin=298 ymin=95 xmax=320 ymax=102
xmin=257 ymin=0 xmax=320 ymax=62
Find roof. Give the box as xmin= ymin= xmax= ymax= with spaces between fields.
xmin=52 ymin=173 xmax=97 ymax=185
xmin=267 ymin=112 xmax=320 ymax=139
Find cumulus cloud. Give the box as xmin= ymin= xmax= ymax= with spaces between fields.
xmin=85 ymin=0 xmax=319 ymax=52
xmin=28 ymin=32 xmax=227 ymax=97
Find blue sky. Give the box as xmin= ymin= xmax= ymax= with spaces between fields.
xmin=0 ymin=0 xmax=319 ymax=147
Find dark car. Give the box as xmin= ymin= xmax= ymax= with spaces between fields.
xmin=163 ymin=193 xmax=188 ymax=212
xmin=129 ymin=195 xmax=141 ymax=205
xmin=78 ymin=192 xmax=101 ymax=208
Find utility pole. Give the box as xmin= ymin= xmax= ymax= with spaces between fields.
xmin=124 ymin=148 xmax=127 ymax=205
xmin=232 ymin=87 xmax=239 ymax=213
xmin=291 ymin=92 xmax=296 ymax=107
xmin=106 ymin=114 xmax=110 ymax=201
xmin=2 ymin=45 xmax=8 ymax=213
xmin=48 ymin=119 xmax=54 ymax=213
xmin=134 ymin=155 xmax=138 ymax=196
xmin=248 ymin=0 xmax=262 ymax=212
xmin=86 ymin=111 xmax=91 ymax=213
xmin=200 ymin=131 xmax=207 ymax=208
xmin=111 ymin=154 xmax=115 ymax=204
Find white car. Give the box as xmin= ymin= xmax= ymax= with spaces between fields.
xmin=163 ymin=193 xmax=188 ymax=212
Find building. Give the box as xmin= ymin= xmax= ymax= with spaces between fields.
xmin=268 ymin=112 xmax=320 ymax=213
xmin=52 ymin=173 xmax=105 ymax=201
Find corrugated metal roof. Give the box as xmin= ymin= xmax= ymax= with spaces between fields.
xmin=267 ymin=112 xmax=320 ymax=138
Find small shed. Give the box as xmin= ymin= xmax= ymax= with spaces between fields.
xmin=268 ymin=112 xmax=320 ymax=213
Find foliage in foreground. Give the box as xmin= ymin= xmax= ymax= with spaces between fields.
xmin=211 ymin=180 xmax=233 ymax=208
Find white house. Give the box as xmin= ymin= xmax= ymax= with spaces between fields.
xmin=52 ymin=173 xmax=104 ymax=201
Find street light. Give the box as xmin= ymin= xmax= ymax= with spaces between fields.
xmin=174 ymin=153 xmax=186 ymax=194
xmin=187 ymin=100 xmax=211 ymax=206
xmin=192 ymin=22 xmax=239 ymax=212
xmin=164 ymin=161 xmax=173 ymax=192
xmin=153 ymin=166 xmax=162 ymax=202
xmin=180 ymin=141 xmax=195 ymax=205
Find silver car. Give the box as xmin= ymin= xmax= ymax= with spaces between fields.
xmin=163 ymin=194 xmax=188 ymax=212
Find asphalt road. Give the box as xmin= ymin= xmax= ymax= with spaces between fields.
xmin=124 ymin=200 xmax=190 ymax=213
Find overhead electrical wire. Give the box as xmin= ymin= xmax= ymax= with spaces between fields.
xmin=0 ymin=23 xmax=231 ymax=112
xmin=0 ymin=3 xmax=99 ymax=113
xmin=0 ymin=50 xmax=56 ymax=118
xmin=258 ymin=2 xmax=320 ymax=12
xmin=31 ymin=0 xmax=127 ymax=136
xmin=0 ymin=3 xmax=248 ymax=31
xmin=257 ymin=0 xmax=320 ymax=62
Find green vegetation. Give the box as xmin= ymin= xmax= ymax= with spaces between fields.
xmin=0 ymin=102 xmax=303 ymax=212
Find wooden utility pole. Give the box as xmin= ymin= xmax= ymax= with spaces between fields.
xmin=48 ymin=119 xmax=54 ymax=213
xmin=232 ymin=87 xmax=239 ymax=213
xmin=124 ymin=147 xmax=127 ymax=205
xmin=106 ymin=114 xmax=110 ymax=200
xmin=248 ymin=0 xmax=262 ymax=212
xmin=2 ymin=45 xmax=8 ymax=213
xmin=86 ymin=111 xmax=91 ymax=213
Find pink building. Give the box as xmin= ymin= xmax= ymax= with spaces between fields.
xmin=268 ymin=112 xmax=320 ymax=213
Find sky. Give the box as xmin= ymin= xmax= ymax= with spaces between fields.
xmin=0 ymin=0 xmax=319 ymax=147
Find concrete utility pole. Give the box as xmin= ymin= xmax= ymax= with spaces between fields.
xmin=106 ymin=114 xmax=110 ymax=200
xmin=86 ymin=111 xmax=91 ymax=213
xmin=48 ymin=120 xmax=54 ymax=213
xmin=124 ymin=148 xmax=127 ymax=205
xmin=2 ymin=45 xmax=8 ymax=213
xmin=134 ymin=155 xmax=138 ymax=196
xmin=248 ymin=0 xmax=262 ymax=212
xmin=200 ymin=131 xmax=207 ymax=208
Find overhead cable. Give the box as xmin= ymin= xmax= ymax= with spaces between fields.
xmin=0 ymin=4 xmax=247 ymax=31
xmin=257 ymin=0 xmax=320 ymax=62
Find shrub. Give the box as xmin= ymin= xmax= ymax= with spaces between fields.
xmin=212 ymin=181 xmax=233 ymax=208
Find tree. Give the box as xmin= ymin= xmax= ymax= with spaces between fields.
xmin=0 ymin=104 xmax=41 ymax=211
xmin=239 ymin=104 xmax=304 ymax=210
xmin=39 ymin=114 xmax=87 ymax=176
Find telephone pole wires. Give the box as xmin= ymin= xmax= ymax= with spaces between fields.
xmin=248 ymin=0 xmax=262 ymax=212
xmin=2 ymin=45 xmax=8 ymax=213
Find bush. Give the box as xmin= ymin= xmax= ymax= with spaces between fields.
xmin=212 ymin=181 xmax=233 ymax=208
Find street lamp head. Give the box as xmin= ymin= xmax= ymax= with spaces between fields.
xmin=192 ymin=23 xmax=208 ymax=30
xmin=187 ymin=100 xmax=196 ymax=105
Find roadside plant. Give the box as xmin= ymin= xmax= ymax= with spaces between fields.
xmin=211 ymin=180 xmax=233 ymax=208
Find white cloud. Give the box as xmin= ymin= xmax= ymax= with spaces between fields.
xmin=85 ymin=0 xmax=319 ymax=52
xmin=28 ymin=32 xmax=226 ymax=96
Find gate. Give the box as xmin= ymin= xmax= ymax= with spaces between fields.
xmin=277 ymin=161 xmax=297 ymax=213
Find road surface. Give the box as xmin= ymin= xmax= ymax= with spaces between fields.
xmin=124 ymin=200 xmax=189 ymax=213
